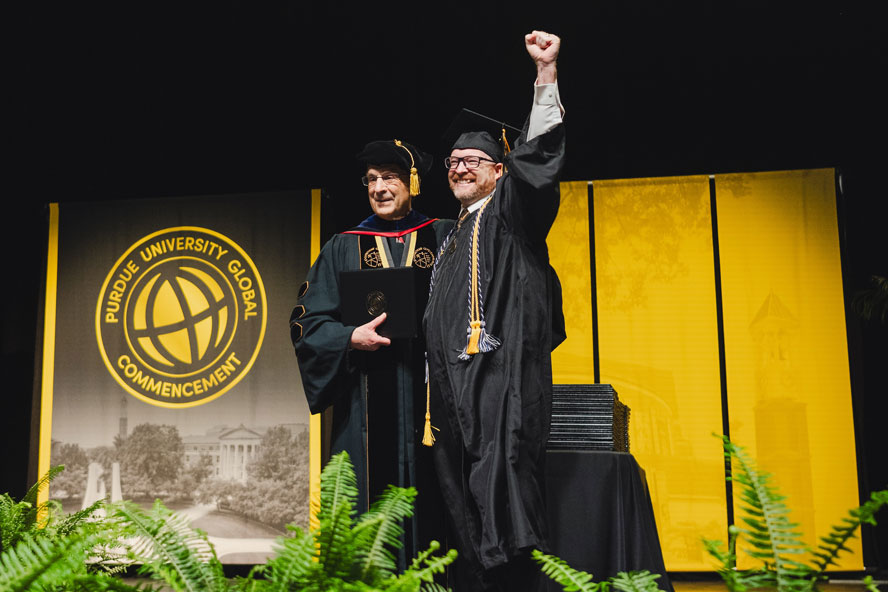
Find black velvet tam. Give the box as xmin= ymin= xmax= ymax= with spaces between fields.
xmin=356 ymin=139 xmax=433 ymax=175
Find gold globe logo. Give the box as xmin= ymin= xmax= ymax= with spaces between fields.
xmin=96 ymin=227 xmax=266 ymax=408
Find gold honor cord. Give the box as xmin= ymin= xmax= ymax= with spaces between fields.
xmin=459 ymin=198 xmax=501 ymax=360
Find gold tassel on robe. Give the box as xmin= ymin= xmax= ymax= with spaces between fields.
xmin=422 ymin=379 xmax=436 ymax=446
xmin=458 ymin=198 xmax=501 ymax=361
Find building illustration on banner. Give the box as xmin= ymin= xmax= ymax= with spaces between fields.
xmin=51 ymin=392 xmax=310 ymax=562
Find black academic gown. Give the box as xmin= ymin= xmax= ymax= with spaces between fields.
xmin=291 ymin=210 xmax=453 ymax=564
xmin=423 ymin=123 xmax=566 ymax=582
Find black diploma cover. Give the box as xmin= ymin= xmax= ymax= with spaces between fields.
xmin=339 ymin=267 xmax=422 ymax=339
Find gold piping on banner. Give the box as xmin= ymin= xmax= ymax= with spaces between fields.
xmin=309 ymin=189 xmax=322 ymax=531
xmin=38 ymin=202 xmax=60 ymax=508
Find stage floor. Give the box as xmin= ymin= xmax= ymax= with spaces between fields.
xmin=672 ymin=579 xmax=886 ymax=592
xmin=122 ymin=576 xmax=885 ymax=591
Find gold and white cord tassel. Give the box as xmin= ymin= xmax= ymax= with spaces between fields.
xmin=422 ymin=360 xmax=437 ymax=447
xmin=458 ymin=198 xmax=501 ymax=360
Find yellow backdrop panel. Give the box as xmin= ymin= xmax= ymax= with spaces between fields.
xmin=715 ymin=169 xmax=861 ymax=570
xmin=549 ymin=181 xmax=596 ymax=383
xmin=592 ymin=175 xmax=728 ymax=570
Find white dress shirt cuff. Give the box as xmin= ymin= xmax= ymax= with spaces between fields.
xmin=527 ymin=82 xmax=565 ymax=141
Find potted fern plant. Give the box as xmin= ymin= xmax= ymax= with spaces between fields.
xmin=703 ymin=435 xmax=887 ymax=592
xmin=1 ymin=452 xmax=456 ymax=592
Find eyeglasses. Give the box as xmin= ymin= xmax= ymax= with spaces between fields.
xmin=444 ymin=156 xmax=497 ymax=170
xmin=362 ymin=173 xmax=403 ymax=187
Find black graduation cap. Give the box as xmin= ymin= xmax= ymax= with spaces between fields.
xmin=443 ymin=108 xmax=522 ymax=163
xmin=356 ymin=139 xmax=433 ymax=196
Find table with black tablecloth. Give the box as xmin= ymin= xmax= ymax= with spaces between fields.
xmin=544 ymin=450 xmax=673 ymax=592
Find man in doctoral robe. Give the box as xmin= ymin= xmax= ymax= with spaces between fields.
xmin=423 ymin=30 xmax=566 ymax=591
xmin=291 ymin=139 xmax=452 ymax=564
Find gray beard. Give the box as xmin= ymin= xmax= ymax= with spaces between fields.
xmin=453 ymin=185 xmax=494 ymax=207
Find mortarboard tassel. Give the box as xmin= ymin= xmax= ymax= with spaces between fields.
xmin=409 ymin=166 xmax=420 ymax=197
xmin=501 ymin=126 xmax=511 ymax=174
xmin=395 ymin=139 xmax=421 ymax=197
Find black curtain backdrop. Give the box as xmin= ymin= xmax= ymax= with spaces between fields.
xmin=5 ymin=0 xmax=886 ymax=573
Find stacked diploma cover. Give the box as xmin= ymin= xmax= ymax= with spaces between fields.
xmin=547 ymin=384 xmax=630 ymax=452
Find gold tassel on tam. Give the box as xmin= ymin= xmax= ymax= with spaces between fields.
xmin=409 ymin=167 xmax=420 ymax=196
xmin=394 ymin=139 xmax=421 ymax=197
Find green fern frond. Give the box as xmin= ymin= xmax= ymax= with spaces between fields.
xmin=229 ymin=566 xmax=272 ymax=592
xmin=415 ymin=549 xmax=459 ymax=590
xmin=862 ymin=575 xmax=881 ymax=592
xmin=720 ymin=436 xmax=814 ymax=588
xmin=111 ymin=500 xmax=227 ymax=592
xmin=67 ymin=572 xmax=165 ymax=591
xmin=262 ymin=526 xmax=321 ymax=590
xmin=55 ymin=499 xmax=106 ymax=537
xmin=0 ymin=467 xmax=78 ymax=556
xmin=21 ymin=466 xmax=65 ymax=510
xmin=810 ymin=489 xmax=888 ymax=573
xmin=702 ymin=532 xmax=749 ymax=592
xmin=316 ymin=452 xmax=359 ymax=578
xmin=252 ymin=451 xmax=458 ymax=591
xmin=355 ymin=485 xmax=417 ymax=582
xmin=317 ymin=501 xmax=358 ymax=579
xmin=0 ymin=528 xmax=97 ymax=591
xmin=0 ymin=494 xmax=31 ymax=553
xmin=610 ymin=570 xmax=664 ymax=592
xmin=532 ymin=548 xmax=599 ymax=592
xmin=318 ymin=451 xmax=359 ymax=524
xmin=385 ymin=540 xmax=457 ymax=592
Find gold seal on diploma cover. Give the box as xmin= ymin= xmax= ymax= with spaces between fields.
xmin=95 ymin=226 xmax=267 ymax=408
xmin=366 ymin=290 xmax=386 ymax=316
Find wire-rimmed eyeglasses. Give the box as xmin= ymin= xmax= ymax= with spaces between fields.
xmin=362 ymin=173 xmax=403 ymax=187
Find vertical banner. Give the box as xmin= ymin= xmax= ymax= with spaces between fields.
xmin=549 ymin=181 xmax=596 ymax=383
xmin=38 ymin=191 xmax=313 ymax=564
xmin=593 ymin=175 xmax=728 ymax=570
xmin=716 ymin=169 xmax=861 ymax=570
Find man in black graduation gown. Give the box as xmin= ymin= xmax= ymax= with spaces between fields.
xmin=423 ymin=30 xmax=566 ymax=591
xmin=290 ymin=139 xmax=452 ymax=565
